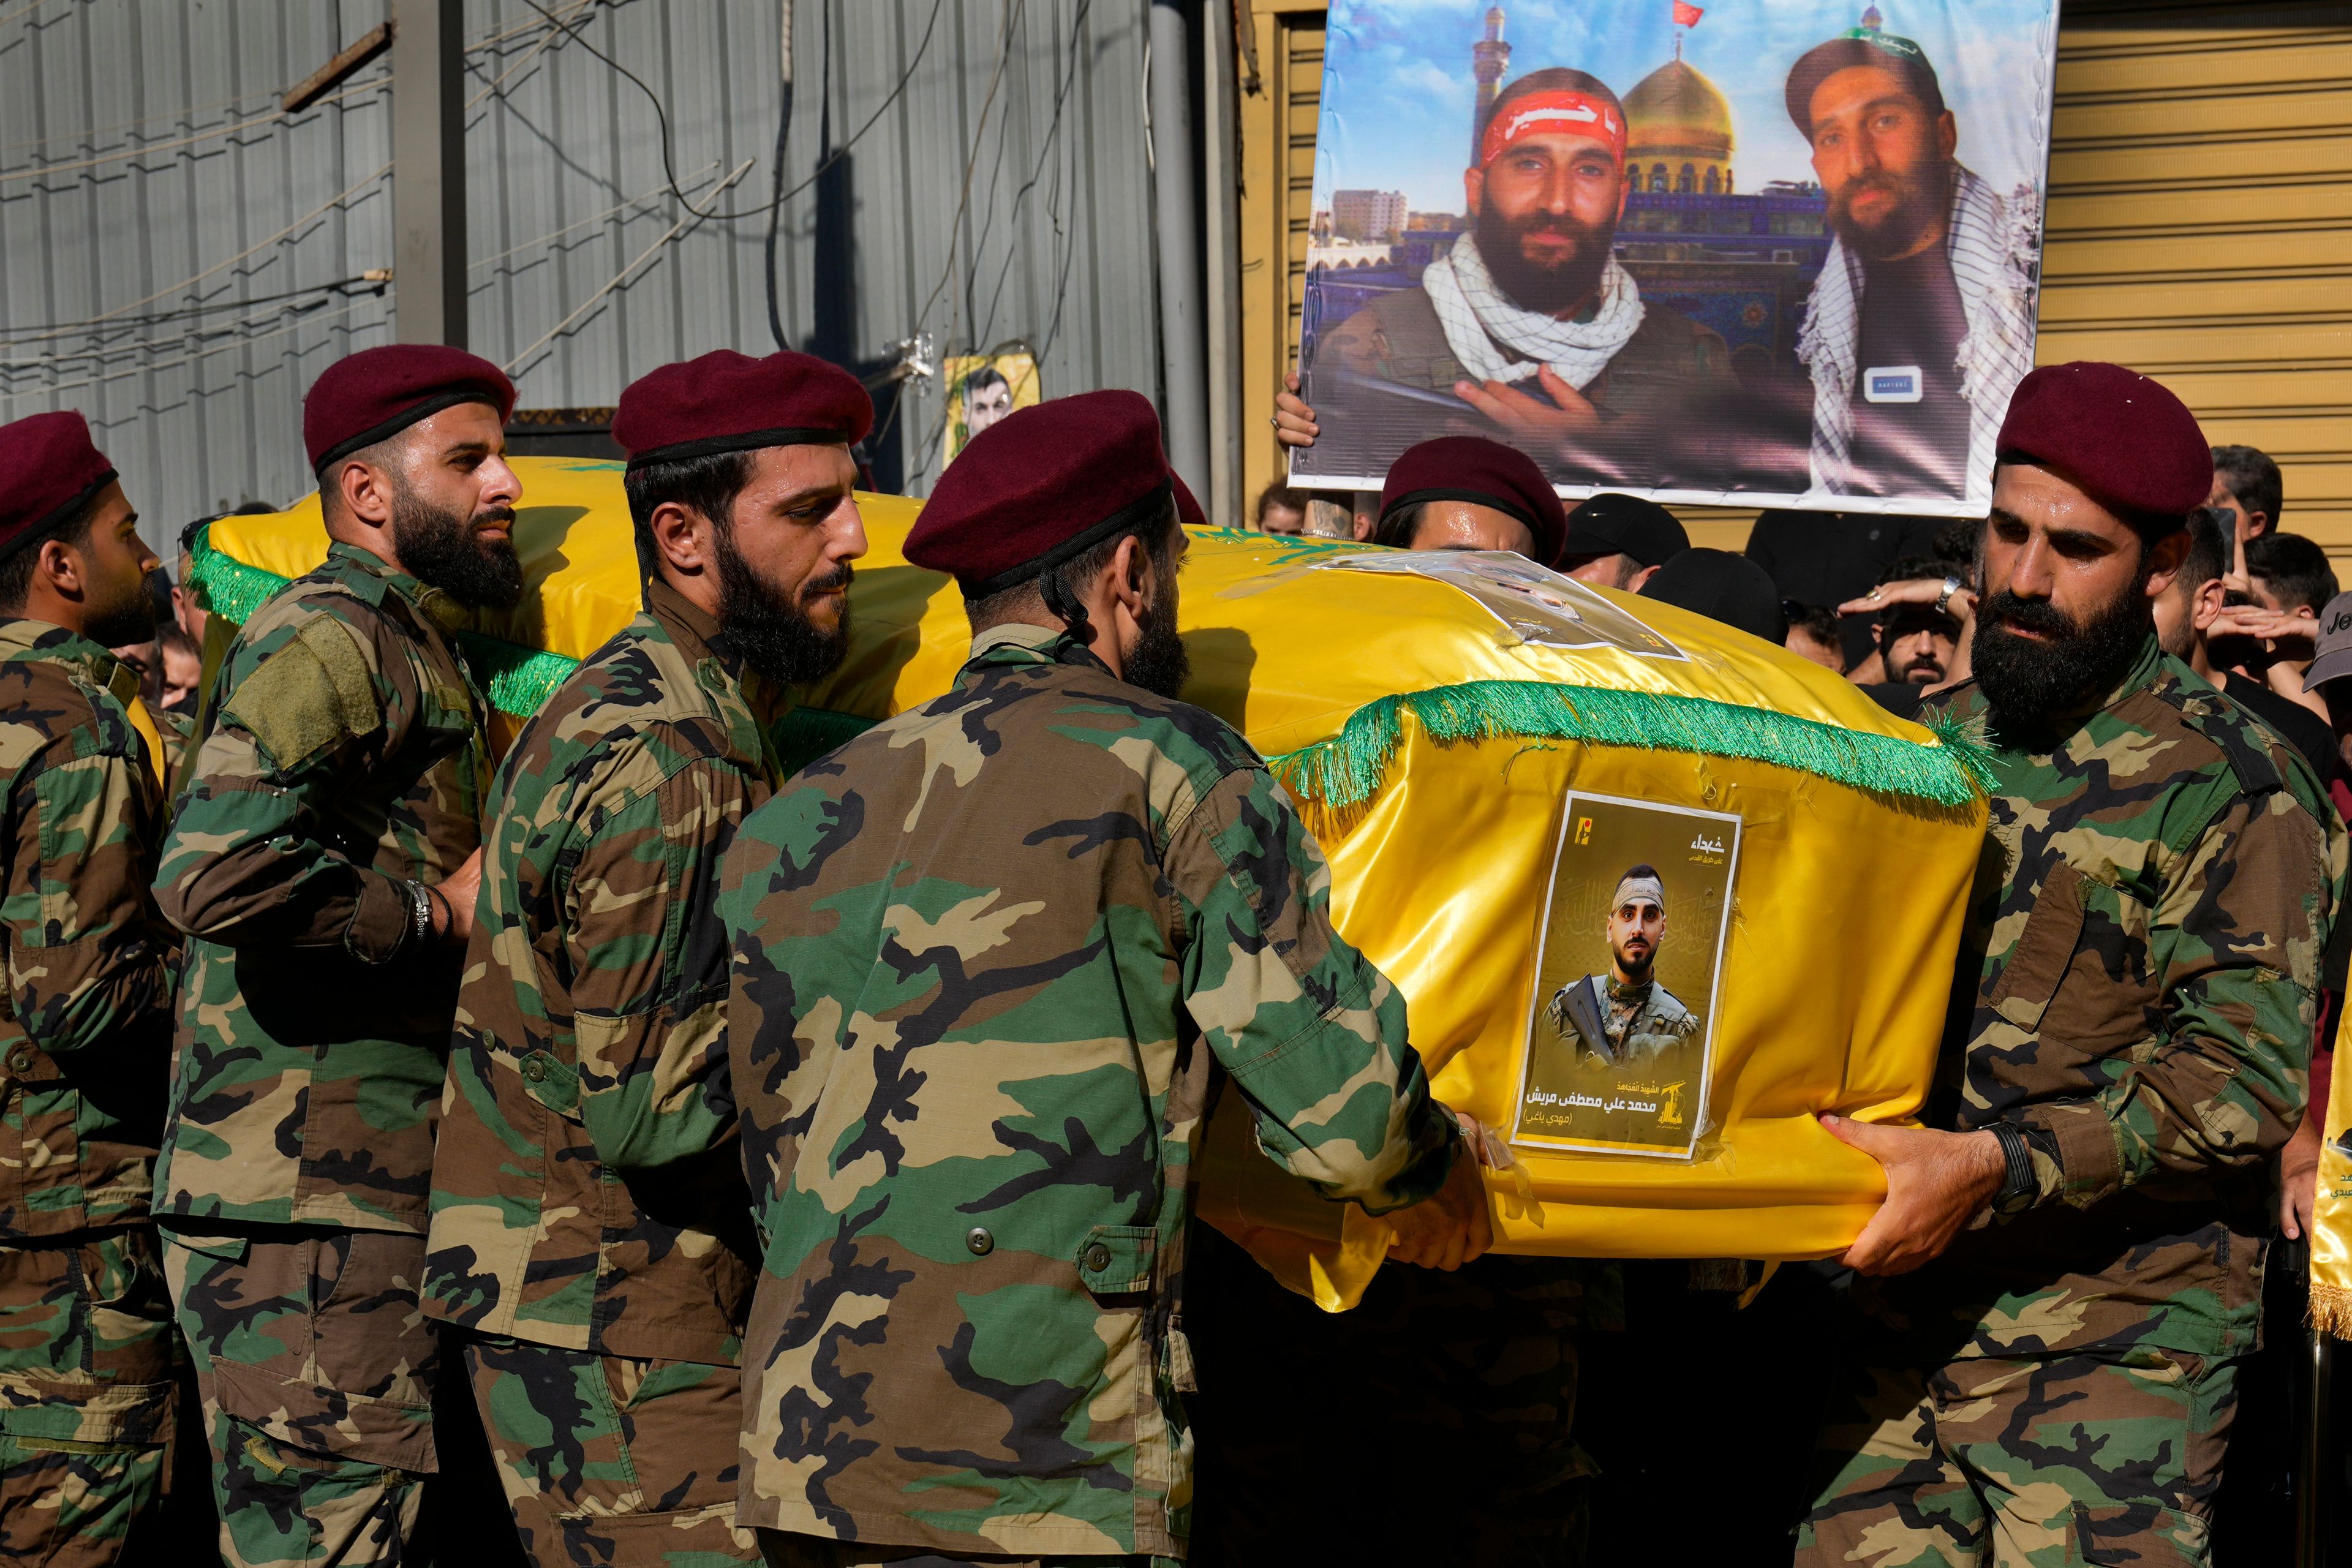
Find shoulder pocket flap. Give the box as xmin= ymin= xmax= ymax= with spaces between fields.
xmin=1985 ymin=860 xmax=2086 ymax=1031
xmin=222 ymin=619 xmax=380 ymax=775
xmin=1077 ymin=1224 xmax=1156 ymax=1295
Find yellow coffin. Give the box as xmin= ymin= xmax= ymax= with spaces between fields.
xmin=191 ymin=457 xmax=1986 ymax=1308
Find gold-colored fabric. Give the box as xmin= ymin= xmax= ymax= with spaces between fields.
xmin=202 ymin=459 xmax=1989 ymax=1310
xmin=2309 ymin=1007 xmax=2352 ymax=1336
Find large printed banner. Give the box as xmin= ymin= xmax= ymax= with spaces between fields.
xmin=1291 ymin=0 xmax=2060 ymax=518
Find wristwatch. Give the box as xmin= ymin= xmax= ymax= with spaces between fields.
xmin=402 ymin=879 xmax=435 ymax=954
xmin=1989 ymin=1123 xmax=2038 ymax=1217
xmin=1935 ymin=575 xmax=1962 ymax=617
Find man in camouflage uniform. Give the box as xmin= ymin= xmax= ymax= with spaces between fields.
xmin=0 ymin=412 xmax=179 ymax=1564
xmin=423 ymin=350 xmax=874 ymax=1567
xmin=721 ymin=390 xmax=1491 ymax=1566
xmin=1800 ymin=363 xmax=2347 ymax=1566
xmin=152 ymin=345 xmax=525 ymax=1566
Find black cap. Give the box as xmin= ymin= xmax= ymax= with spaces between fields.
xmin=1561 ymin=492 xmax=1689 ymax=569
xmin=1785 ymin=26 xmax=1944 ymax=138
xmin=1639 ymin=548 xmax=1789 ymax=644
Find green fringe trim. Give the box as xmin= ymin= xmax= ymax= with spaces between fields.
xmin=774 ymin=706 xmax=878 ymax=774
xmin=186 ymin=529 xmax=1989 ymax=810
xmin=185 ymin=524 xmax=584 ymax=719
xmin=1266 ymin=680 xmax=1989 ymax=813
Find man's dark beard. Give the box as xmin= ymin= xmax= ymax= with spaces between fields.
xmin=1121 ymin=582 xmax=1190 ymax=699
xmin=1474 ymin=203 xmax=1615 ymax=315
xmin=712 ymin=526 xmax=853 ymax=689
xmin=1828 ymin=162 xmax=1953 ymax=262
xmin=1613 ymin=953 xmax=1654 ymax=988
xmin=1972 ymin=582 xmax=2152 ymax=729
xmin=390 ymin=488 xmax=524 ymax=610
xmin=86 ymin=578 xmax=156 ymax=650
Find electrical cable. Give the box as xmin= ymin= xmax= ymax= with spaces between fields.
xmin=0 ymin=293 xmax=387 ymax=405
xmin=763 ymin=0 xmax=796 ymax=351
xmin=0 ymin=279 xmax=389 ymax=371
xmin=469 ymin=159 xmax=722 ymax=273
xmin=0 ymin=164 xmax=391 ymax=346
xmin=0 ymin=274 xmax=385 ymax=345
xmin=0 ymin=78 xmax=390 ymax=185
xmin=502 ymin=156 xmax=756 ymax=374
xmin=973 ymin=0 xmax=1091 ymax=349
xmin=505 ymin=0 xmax=946 ymax=225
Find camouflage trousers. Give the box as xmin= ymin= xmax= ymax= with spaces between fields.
xmin=758 ymin=1535 xmax=1170 ymax=1567
xmin=0 ymin=1228 xmax=178 ymax=1566
xmin=1185 ymin=1229 xmax=1594 ymax=1566
xmin=1796 ymin=1345 xmax=2240 ymax=1567
xmin=162 ymin=1224 xmax=439 ymax=1567
xmin=454 ymin=1329 xmax=755 ymax=1566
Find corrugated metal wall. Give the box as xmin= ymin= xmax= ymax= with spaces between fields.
xmin=0 ymin=0 xmax=1163 ymax=551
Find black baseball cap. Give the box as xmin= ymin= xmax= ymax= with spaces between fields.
xmin=1786 ymin=26 xmax=1945 ymax=138
xmin=1560 ymin=493 xmax=1689 ymax=570
xmin=1639 ymin=548 xmax=1788 ymax=645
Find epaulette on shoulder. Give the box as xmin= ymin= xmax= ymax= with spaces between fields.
xmin=2159 ymin=679 xmax=2285 ymax=797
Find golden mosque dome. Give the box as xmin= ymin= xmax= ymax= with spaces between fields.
xmin=1624 ymin=55 xmax=1734 ymax=194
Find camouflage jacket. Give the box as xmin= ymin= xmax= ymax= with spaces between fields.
xmin=0 ymin=620 xmax=176 ymax=1238
xmin=153 ymin=542 xmax=491 ymax=1235
xmin=721 ymin=623 xmax=1459 ymax=1559
xmin=1888 ymin=639 xmax=2346 ymax=1359
xmin=425 ymin=582 xmax=782 ymax=1363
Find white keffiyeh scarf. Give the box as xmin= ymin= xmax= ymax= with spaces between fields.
xmin=1422 ymin=231 xmax=1647 ymax=391
xmin=1796 ymin=167 xmax=2041 ymax=505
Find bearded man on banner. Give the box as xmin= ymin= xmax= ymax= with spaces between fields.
xmin=1309 ymin=67 xmax=1736 ymax=479
xmin=1788 ymin=18 xmax=2040 ymax=506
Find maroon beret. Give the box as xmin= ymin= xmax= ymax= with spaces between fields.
xmin=907 ymin=390 xmax=1178 ymax=594
xmin=1378 ymin=435 xmax=1569 ymax=565
xmin=1173 ymin=473 xmax=1207 ymax=532
xmin=304 ymin=344 xmax=515 ymax=475
xmin=1996 ymin=362 xmax=2211 ymax=524
xmin=614 ymin=350 xmax=873 ymax=469
xmin=0 ymin=411 xmax=118 ymax=562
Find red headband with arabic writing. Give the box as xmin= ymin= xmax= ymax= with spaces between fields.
xmin=1479 ymin=91 xmax=1627 ymax=168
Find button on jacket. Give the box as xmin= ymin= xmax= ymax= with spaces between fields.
xmin=153 ymin=542 xmax=490 ymax=1235
xmin=1890 ymin=639 xmax=2348 ymax=1359
xmin=425 ymin=581 xmax=783 ymax=1363
xmin=0 ymin=620 xmax=175 ymax=1237
xmin=721 ymin=623 xmax=1459 ymax=1559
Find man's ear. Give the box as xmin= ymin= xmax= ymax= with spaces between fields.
xmin=34 ymin=535 xmax=82 ymax=599
xmin=334 ymin=458 xmax=396 ymax=527
xmin=2191 ymin=575 xmax=2228 ymax=632
xmin=1464 ymin=166 xmax=1485 ymax=218
xmin=2247 ymin=510 xmax=2272 ymax=539
xmin=1936 ymin=110 xmax=1958 ymax=161
xmin=1627 ymin=562 xmax=1660 ymax=592
xmin=2143 ymin=529 xmax=2191 ymax=597
xmin=649 ymin=501 xmax=714 ymax=576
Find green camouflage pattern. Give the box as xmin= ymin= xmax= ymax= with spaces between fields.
xmin=458 ymin=1330 xmax=754 ymax=1566
xmin=0 ymin=1229 xmax=177 ymax=1566
xmin=153 ymin=542 xmax=492 ymax=1235
xmin=1888 ymin=639 xmax=2346 ymax=1360
xmin=0 ymin=620 xmax=175 ymax=1239
xmin=426 ymin=582 xmax=779 ymax=1363
xmin=761 ymin=1537 xmax=1170 ymax=1567
xmin=164 ymin=1225 xmax=437 ymax=1567
xmin=1797 ymin=1344 xmax=2236 ymax=1566
xmin=720 ymin=623 xmax=1458 ymax=1559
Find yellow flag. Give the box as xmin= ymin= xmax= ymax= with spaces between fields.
xmin=194 ymin=458 xmax=1989 ymax=1310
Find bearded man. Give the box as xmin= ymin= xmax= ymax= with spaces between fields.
xmin=1788 ymin=20 xmax=2040 ymax=506
xmin=1292 ymin=67 xmax=1734 ymax=483
xmin=1800 ymin=363 xmax=2346 ymax=1567
xmin=153 ymin=344 xmax=523 ymax=1566
xmin=720 ymin=390 xmax=1487 ymax=1566
xmin=421 ymin=350 xmax=870 ymax=1567
xmin=1547 ymin=867 xmax=1697 ymax=1072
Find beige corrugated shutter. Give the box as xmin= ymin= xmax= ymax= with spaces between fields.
xmin=1239 ymin=2 xmax=1329 ymax=518
xmin=2041 ymin=2 xmax=2351 ymax=564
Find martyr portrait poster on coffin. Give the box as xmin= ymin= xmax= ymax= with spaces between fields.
xmin=1513 ymin=793 xmax=1740 ymax=1159
xmin=1321 ymin=549 xmax=1684 ymax=657
xmin=1291 ymin=0 xmax=2059 ymax=518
